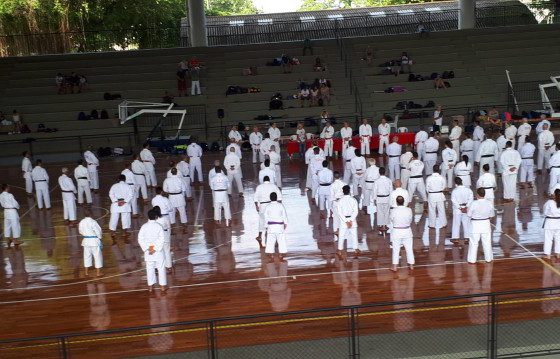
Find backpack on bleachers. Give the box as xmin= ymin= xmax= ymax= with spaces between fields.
xmin=408 ymin=74 xmax=416 ymax=82
xmin=91 ymin=109 xmax=99 ymax=119
xmin=430 ymin=72 xmax=439 ymax=80
xmin=424 ymin=101 xmax=435 ymax=108
xmin=415 ymin=74 xmax=425 ymax=81
xmin=78 ymin=112 xmax=88 ymax=121
xmin=442 ymin=71 xmax=454 ymax=79
xmin=100 ymin=110 xmax=109 ymax=119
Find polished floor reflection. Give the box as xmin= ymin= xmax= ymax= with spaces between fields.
xmin=1 ymin=151 xmax=559 ymax=357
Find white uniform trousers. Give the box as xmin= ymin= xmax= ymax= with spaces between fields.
xmin=538 ymin=148 xmax=554 ymax=170
xmin=3 ymin=211 xmax=21 ymax=238
xmin=549 ymin=168 xmax=560 ymax=194
xmin=146 ymin=259 xmax=167 ymax=286
xmin=84 ymin=246 xmax=103 ymax=268
xmin=452 ymin=140 xmax=460 ymax=158
xmin=391 ymin=235 xmax=414 ymax=265
xmin=388 ymin=159 xmax=400 ymax=180
xmin=379 ymin=135 xmax=389 ymax=155
xmin=319 ymin=192 xmax=331 ymax=211
xmin=88 ymin=169 xmax=99 ymax=190
xmin=145 ymin=168 xmax=157 ymax=187
xmin=190 ymin=158 xmax=203 ymax=182
xmin=170 ymin=205 xmax=187 ymax=224
xmin=306 ymin=167 xmax=313 ymax=189
xmin=62 ymin=194 xmax=77 ymax=221
xmin=332 ymin=201 xmax=341 ymax=233
xmin=77 ymin=183 xmax=92 ymax=204
xmin=360 ymin=139 xmax=370 ymax=155
xmin=227 ymin=172 xmax=243 ymax=195
xmin=428 ymin=200 xmax=447 ymax=228
xmin=441 ymin=166 xmax=454 ymax=189
xmin=376 ymin=203 xmax=390 ymax=226
xmin=109 ymin=212 xmax=131 ymax=231
xmin=24 ymin=173 xmax=33 ymax=194
xmin=338 ymin=225 xmax=358 ymax=251
xmin=452 ymin=212 xmax=471 ymax=239
xmin=408 ymin=178 xmax=427 ymax=201
xmin=479 ymin=157 xmax=495 ymax=176
xmin=468 ymin=226 xmax=493 ymax=263
xmin=417 ymin=143 xmax=425 ymax=161
xmin=35 ymin=182 xmax=51 ymax=209
xmin=163 ymin=241 xmax=172 ymax=268
xmin=252 ymin=147 xmax=263 ymax=163
xmin=343 ymin=161 xmax=352 ymax=184
xmin=401 ymin=168 xmax=410 ymax=189
xmin=473 ymin=141 xmax=481 ymax=159
xmin=213 ymin=192 xmax=231 ymax=221
xmin=135 ymin=175 xmax=148 ymax=200
xmin=129 ymin=185 xmax=139 ymax=215
xmin=424 ymin=156 xmax=437 ymax=175
xmin=181 ymin=177 xmax=192 ymax=198
xmin=502 ymin=173 xmax=518 ymax=200
xmin=519 ymin=162 xmax=534 ymax=183
xmin=544 ymin=229 xmax=560 ymax=256
xmin=265 ymin=231 xmax=287 ymax=254
xmin=275 ymin=165 xmax=282 ymax=188
xmin=258 ymin=205 xmax=269 ymax=233
xmin=324 ymin=139 xmax=334 ymax=157
xmin=352 ymin=175 xmax=364 ymax=197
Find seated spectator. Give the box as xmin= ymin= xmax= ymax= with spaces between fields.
xmin=1 ymin=116 xmax=13 ymax=133
xmin=417 ymin=24 xmax=429 ymax=38
xmin=12 ymin=110 xmax=21 ymax=134
xmin=299 ymin=87 xmax=311 ymax=107
xmin=78 ymin=75 xmax=88 ymax=93
xmin=434 ymin=76 xmax=449 ymax=89
xmin=55 ymin=73 xmax=65 ymax=94
xmin=488 ymin=107 xmax=499 ymax=120
xmin=100 ymin=109 xmax=109 ymax=119
xmin=365 ymin=46 xmax=374 ymax=66
xmin=269 ymin=93 xmax=284 ymax=110
xmin=320 ymin=84 xmax=331 ymax=106
xmin=67 ymin=72 xmax=80 ymax=93
xmin=320 ymin=109 xmax=329 ymax=130
xmin=313 ymin=57 xmax=325 ymax=72
xmin=177 ymin=70 xmax=187 ymax=97
xmin=91 ymin=109 xmax=99 ymax=120
xmin=400 ymin=52 xmax=412 ymax=74
xmin=310 ymin=86 xmax=319 ymax=106
xmin=297 ymin=79 xmax=309 ymax=90
xmin=303 ymin=38 xmax=313 ymax=56
xmin=281 ymin=54 xmax=293 ymax=74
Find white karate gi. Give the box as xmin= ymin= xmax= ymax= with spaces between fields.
xmin=264 ymin=202 xmax=289 ymax=254
xmin=519 ymin=142 xmax=536 ymax=183
xmin=309 ymin=154 xmax=325 ymax=198
xmin=225 ymin=143 xmax=242 ymax=159
xmin=31 ymin=166 xmax=51 ymax=209
xmin=390 ymin=188 xmax=410 ymax=208
xmin=362 ymin=165 xmax=380 ymax=208
xmin=255 ymin=181 xmax=282 ymax=233
xmin=249 ymin=131 xmax=263 ymax=163
xmin=321 ymin=125 xmax=335 ymax=157
xmin=386 ymin=142 xmax=402 ymax=180
xmin=187 ymin=143 xmax=203 ymax=182
xmin=156 ymin=216 xmax=172 ymax=269
xmin=269 ymin=151 xmax=282 ymax=188
xmin=350 ymin=156 xmax=367 ymax=196
xmin=152 ymin=194 xmax=172 ymax=220
xmin=131 ymin=159 xmax=148 ymax=200
xmin=476 ymin=173 xmax=497 ymax=206
xmin=451 ymin=185 xmax=473 ymax=240
xmin=536 ymin=120 xmax=551 ymax=135
xmin=140 ymin=148 xmax=157 ymax=187
xmin=390 ymin=206 xmax=414 ymax=265
xmin=268 ymin=127 xmax=281 ymax=144
xmin=163 ymin=176 xmax=188 ymax=224
xmin=317 ymin=168 xmax=334 ymax=211
xmin=83 ymin=150 xmax=100 ymax=190
xmin=441 ymin=147 xmax=458 ymax=189
xmin=210 ymin=172 xmax=231 ymax=222
xmin=407 ymin=159 xmax=427 ymax=201
xmin=138 ymin=220 xmax=167 ymax=286
xmin=340 ymin=126 xmax=353 ymax=151
xmin=516 ymin=123 xmax=531 ymax=150
xmin=79 ymin=217 xmax=103 ymax=269
xmin=58 ymin=174 xmax=77 ymax=221
xmin=454 ymin=160 xmax=473 ymax=187
xmin=500 ymin=148 xmax=521 ymax=200
xmin=108 ymin=181 xmax=134 ymax=231
xmin=399 ymin=152 xmax=413 ymax=188
xmin=476 ymin=139 xmax=499 ymax=175
xmin=228 ymin=130 xmax=242 ymax=143
xmin=460 ymin=138 xmax=475 ymax=163
xmin=472 ymin=125 xmax=485 ymax=157
xmin=330 ymin=179 xmax=350 ymax=233
xmin=378 ymin=123 xmax=390 ymax=155
xmin=467 ymin=199 xmax=495 ymax=263
xmin=414 ymin=130 xmax=428 ymax=161
xmin=359 ymin=124 xmax=372 ymax=155
xmin=0 ymin=191 xmax=21 ymax=239
xmin=121 ymin=168 xmax=138 ymax=215
xmin=259 ymin=166 xmax=277 ymax=185
xmin=449 ymin=126 xmax=462 ymax=156
xmin=543 ymin=199 xmax=560 ymax=256
xmin=260 ymin=138 xmax=274 ymax=158
xmin=74 ymin=165 xmax=92 ymax=204
xmin=337 ymin=195 xmax=359 ymax=251
xmin=505 ymin=125 xmax=517 ymax=149
xmin=176 ymin=160 xmax=192 ymax=198
xmin=21 ymin=157 xmax=33 ymax=194
xmin=423 ymin=137 xmax=439 ymax=175
xmin=372 ymin=176 xmax=393 ymax=227
xmin=224 ymin=153 xmax=243 ymax=194
xmin=538 ymin=130 xmax=555 ymax=170
xmin=426 ymin=173 xmax=447 ymax=228
xmin=342 ymin=146 xmax=356 ymax=184
xmin=496 ymin=135 xmax=508 ymax=174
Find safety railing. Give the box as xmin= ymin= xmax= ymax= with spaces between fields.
xmin=1 ymin=286 xmax=560 ymax=358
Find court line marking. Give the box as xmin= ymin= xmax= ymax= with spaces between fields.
xmin=2 ymin=294 xmax=560 ymax=351
xmin=0 ymin=256 xmax=529 ymax=303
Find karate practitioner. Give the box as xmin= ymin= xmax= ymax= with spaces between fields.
xmin=407 ymin=152 xmax=427 ymax=204
xmin=249 ymin=126 xmax=264 ymax=163
xmin=224 ymin=146 xmax=244 ymax=196
xmin=496 ymin=131 xmax=508 ymax=174
xmin=519 ymin=138 xmax=536 ymax=188
xmin=441 ymin=140 xmax=458 ymax=190
xmin=31 ymin=159 xmax=51 ymax=210
xmin=187 ymin=140 xmax=203 ymax=183
xmin=254 ymin=175 xmax=282 ymax=246
xmin=386 ymin=136 xmax=402 ymax=180
xmin=308 ymin=147 xmax=325 ymax=198
xmin=340 ymin=122 xmax=353 ymax=152
xmin=210 ymin=166 xmax=231 ymax=226
xmin=460 ymin=133 xmax=475 ymax=163
xmin=359 ymin=118 xmax=372 ymax=156
xmin=543 ymin=189 xmax=560 ymax=260
xmin=268 ymin=145 xmax=282 ymax=188
xmin=414 ymin=127 xmax=428 ymax=161
xmin=449 ymin=119 xmax=462 ymax=156
xmin=152 ymin=187 xmax=173 ymax=223
xmin=268 ymin=122 xmax=282 ymax=145
xmin=426 ymin=165 xmax=447 ymax=229
xmin=476 ymin=133 xmax=499 ymax=176
xmin=228 ymin=125 xmax=242 ymax=143
xmin=137 ymin=209 xmax=167 ymax=292
xmin=260 ymin=133 xmax=274 ymax=158
xmin=450 ymin=177 xmax=473 ymax=244
xmin=467 ymin=188 xmax=496 ymax=264
xmin=516 ymin=117 xmax=531 ymax=150
xmin=350 ymin=149 xmax=366 ymax=196
xmin=163 ymin=168 xmax=188 ymax=225
xmin=362 ymin=158 xmax=380 ymax=211
xmin=505 ymin=122 xmax=517 ymax=149
xmin=537 ymin=123 xmax=555 ymax=173
xmin=454 ymin=155 xmax=473 ymax=188
xmin=0 ymin=184 xmax=21 ymax=246
xmin=343 ymin=143 xmax=356 ymax=184
xmin=321 ymin=121 xmax=335 ymax=158
xmin=372 ymin=167 xmax=392 ymax=233
xmin=225 ymin=139 xmax=242 ymax=159
xmin=132 ymin=154 xmax=149 ymax=201
xmin=399 ymin=146 xmax=413 ymax=189
xmin=423 ymin=132 xmax=439 ymax=175
xmin=472 ymin=120 xmax=485 ymax=156
xmin=83 ymin=147 xmax=100 ymax=192
xmin=317 ymin=160 xmax=333 ymax=219
xmin=140 ymin=143 xmax=157 ymax=187
xmin=500 ymin=141 xmax=521 ymax=202
xmin=78 ymin=214 xmax=103 ymax=277
xmin=153 ymin=206 xmax=172 ymax=273
xmin=390 ymin=195 xmax=414 ymax=272
xmin=74 ymin=159 xmax=92 ymax=205
xmin=176 ymin=155 xmax=192 ymax=199
xmin=58 ymin=167 xmax=78 ymax=224
xmin=390 ymin=180 xmax=410 ymax=208
xmin=337 ymin=185 xmax=360 ymax=258
xmin=330 ymin=172 xmax=350 ymax=240
xmin=264 ymin=192 xmax=289 ymax=262
xmin=476 ymin=164 xmax=497 ymax=207
xmin=121 ymin=162 xmax=138 ymax=216
xmin=108 ymin=175 xmax=134 ymax=236
xmin=536 ymin=116 xmax=551 ymax=135
xmin=21 ymin=151 xmax=33 ymax=196
xmin=378 ymin=117 xmax=391 ymax=155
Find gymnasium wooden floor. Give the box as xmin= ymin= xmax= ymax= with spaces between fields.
xmin=1 ymin=150 xmax=560 ymax=358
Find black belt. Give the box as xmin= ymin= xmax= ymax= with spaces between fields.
xmin=355 ymin=169 xmax=362 ymax=171
xmin=345 ymin=216 xmax=352 ymax=218
xmin=522 ymin=157 xmax=533 ymax=159
xmin=546 ymin=217 xmax=560 ymax=219
xmin=77 ymin=177 xmax=88 ymax=180
xmin=214 ymin=189 xmax=226 ymax=192
xmin=400 ymin=167 xmax=406 ymax=170
xmin=167 ymin=192 xmax=182 ymax=195
xmin=133 ymin=173 xmax=145 ymax=176
xmin=377 ymin=194 xmax=389 ymax=197
xmin=365 ymin=180 xmax=375 ymax=183
xmin=462 ymin=150 xmax=472 ymax=152
xmin=426 ymin=151 xmax=437 ymax=154
xmin=410 ymin=175 xmax=423 ymax=178
xmin=117 ymin=198 xmax=124 ymax=201
xmin=447 ymin=160 xmax=454 ymax=162
xmin=260 ymin=201 xmax=271 ymax=204
xmin=481 ymin=187 xmax=495 ymax=189
xmin=393 ymin=226 xmax=410 ymax=229
xmin=459 ymin=203 xmax=467 ymax=206
xmin=345 ymin=160 xmax=351 ymax=162
xmin=389 ymin=155 xmax=400 ymax=157
xmin=429 ymin=191 xmax=443 ymax=193
xmin=551 ymin=166 xmax=560 ymax=169
xmin=472 ymin=218 xmax=489 ymax=221
xmin=320 ymin=183 xmax=331 ymax=186
xmin=183 ymin=175 xmax=190 ymax=178
xmin=481 ymin=155 xmax=494 ymax=158
xmin=62 ymin=190 xmax=74 ymax=193
xmin=34 ymin=180 xmax=46 ymax=182
xmin=127 ymin=183 xmax=134 ymax=185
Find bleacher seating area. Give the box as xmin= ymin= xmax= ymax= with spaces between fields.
xmin=0 ymin=23 xmax=559 ymax=158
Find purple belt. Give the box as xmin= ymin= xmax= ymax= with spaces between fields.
xmin=268 ymin=221 xmax=284 ymax=225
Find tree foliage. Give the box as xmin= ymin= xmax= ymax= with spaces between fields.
xmin=205 ymin=0 xmax=260 ymax=16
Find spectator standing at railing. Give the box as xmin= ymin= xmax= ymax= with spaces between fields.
xmin=56 ymin=73 xmax=65 ymax=94
xmin=176 ymin=70 xmax=187 ymax=97
xmin=190 ymin=66 xmax=202 ymax=96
